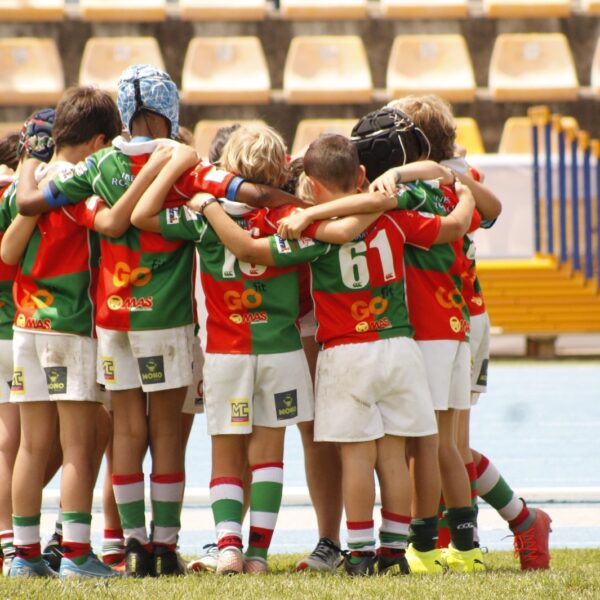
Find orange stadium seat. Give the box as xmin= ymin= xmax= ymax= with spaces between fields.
xmin=488 ymin=34 xmax=578 ymax=102
xmin=498 ymin=116 xmax=579 ymax=154
xmin=483 ymin=0 xmax=571 ymax=18
xmin=283 ymin=36 xmax=372 ymax=104
xmin=387 ymin=35 xmax=476 ymax=103
xmin=79 ymin=38 xmax=165 ymax=96
xmin=280 ymin=0 xmax=368 ymax=19
xmin=0 ymin=0 xmax=64 ymax=21
xmin=193 ymin=119 xmax=267 ymax=160
xmin=0 ymin=122 xmax=23 ymax=138
xmin=455 ymin=117 xmax=485 ymax=155
xmin=178 ymin=0 xmax=267 ymax=20
xmin=79 ymin=0 xmax=166 ymax=21
xmin=0 ymin=38 xmax=64 ymax=106
xmin=291 ymin=119 xmax=357 ymax=156
xmin=380 ymin=0 xmax=468 ymax=19
xmin=181 ymin=37 xmax=270 ymax=105
xmin=583 ymin=0 xmax=600 ymax=13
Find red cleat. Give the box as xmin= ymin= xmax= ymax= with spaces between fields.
xmin=512 ymin=508 xmax=552 ymax=570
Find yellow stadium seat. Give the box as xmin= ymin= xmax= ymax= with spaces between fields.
xmin=0 ymin=0 xmax=64 ymax=21
xmin=580 ymin=0 xmax=600 ymax=14
xmin=193 ymin=120 xmax=267 ymax=160
xmin=0 ymin=38 xmax=64 ymax=106
xmin=283 ymin=36 xmax=372 ymax=104
xmin=489 ymin=34 xmax=578 ymax=102
xmin=380 ymin=0 xmax=468 ymax=18
xmin=291 ymin=119 xmax=357 ymax=156
xmin=182 ymin=37 xmax=270 ymax=105
xmin=79 ymin=0 xmax=166 ymax=21
xmin=0 ymin=122 xmax=23 ymax=139
xmin=179 ymin=0 xmax=267 ymax=20
xmin=498 ymin=116 xmax=578 ymax=154
xmin=280 ymin=0 xmax=368 ymax=19
xmin=455 ymin=117 xmax=484 ymax=155
xmin=483 ymin=0 xmax=571 ymax=18
xmin=387 ymin=35 xmax=475 ymax=103
xmin=591 ymin=38 xmax=600 ymax=99
xmin=79 ymin=38 xmax=165 ymax=96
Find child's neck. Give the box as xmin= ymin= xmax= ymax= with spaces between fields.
xmin=53 ymin=145 xmax=89 ymax=165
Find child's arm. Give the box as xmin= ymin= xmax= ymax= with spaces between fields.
xmin=15 ymin=158 xmax=48 ymax=215
xmin=369 ymin=161 xmax=454 ymax=196
xmin=433 ymin=181 xmax=476 ymax=244
xmin=0 ymin=215 xmax=39 ymax=265
xmin=131 ymin=144 xmax=200 ymax=233
xmin=453 ymin=170 xmax=501 ymax=221
xmin=93 ymin=145 xmax=174 ymax=237
xmin=310 ymin=213 xmax=383 ymax=245
xmin=235 ymin=182 xmax=310 ymax=210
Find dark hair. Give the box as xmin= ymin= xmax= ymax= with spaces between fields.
xmin=280 ymin=157 xmax=304 ymax=195
xmin=0 ymin=132 xmax=20 ymax=171
xmin=208 ymin=123 xmax=241 ymax=164
xmin=303 ymin=134 xmax=360 ymax=194
xmin=52 ymin=86 xmax=121 ymax=151
xmin=176 ymin=126 xmax=194 ymax=147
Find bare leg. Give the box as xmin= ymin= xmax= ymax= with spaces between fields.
xmin=375 ymin=435 xmax=410 ymax=515
xmin=148 ymin=387 xmax=186 ymax=474
xmin=0 ymin=403 xmax=20 ymax=531
xmin=340 ymin=441 xmax=376 ymax=522
xmin=457 ymin=408 xmax=473 ymax=464
xmin=406 ymin=434 xmax=441 ymax=518
xmin=111 ymin=388 xmax=147 ymax=475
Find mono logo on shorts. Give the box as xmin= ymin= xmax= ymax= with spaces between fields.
xmin=45 ymin=367 xmax=67 ymax=395
xmin=11 ymin=369 xmax=25 ymax=394
xmin=274 ymin=389 xmax=298 ymax=421
xmin=102 ymin=357 xmax=115 ymax=383
xmin=138 ymin=356 xmax=165 ymax=384
xmin=230 ymin=397 xmax=250 ymax=426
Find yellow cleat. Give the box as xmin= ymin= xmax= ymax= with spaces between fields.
xmin=405 ymin=544 xmax=444 ymax=574
xmin=442 ymin=545 xmax=486 ymax=573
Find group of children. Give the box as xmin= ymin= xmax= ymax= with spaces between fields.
xmin=0 ymin=63 xmax=551 ymax=579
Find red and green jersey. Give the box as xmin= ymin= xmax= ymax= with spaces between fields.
xmin=160 ymin=202 xmax=303 ymax=355
xmin=0 ymin=180 xmax=17 ymax=340
xmin=49 ymin=137 xmax=241 ymax=331
xmin=269 ymin=209 xmax=441 ymax=350
xmin=396 ymin=180 xmax=481 ymax=341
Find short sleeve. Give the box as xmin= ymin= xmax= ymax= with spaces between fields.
xmin=61 ymin=195 xmax=105 ymax=230
xmin=389 ymin=209 xmax=441 ymax=250
xmin=174 ymin=163 xmax=244 ymax=201
xmin=159 ymin=206 xmax=207 ymax=242
xmin=269 ymin=233 xmax=328 ymax=267
xmin=52 ymin=156 xmax=98 ymax=205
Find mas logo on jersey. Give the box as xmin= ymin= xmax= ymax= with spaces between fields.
xmin=351 ymin=297 xmax=392 ymax=333
xmin=449 ymin=316 xmax=469 ymax=335
xmin=166 ymin=207 xmax=180 ymax=224
xmin=15 ymin=313 xmax=52 ymax=330
xmin=138 ymin=356 xmax=165 ymax=385
xmin=230 ymin=397 xmax=250 ymax=426
xmin=45 ymin=366 xmax=67 ymax=395
xmin=107 ymin=295 xmax=153 ymax=312
xmin=102 ymin=357 xmax=115 ymax=383
xmin=11 ymin=368 xmax=25 ymax=394
xmin=275 ymin=389 xmax=298 ymax=421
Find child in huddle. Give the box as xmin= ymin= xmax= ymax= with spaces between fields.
xmin=131 ymin=124 xmax=314 ymax=575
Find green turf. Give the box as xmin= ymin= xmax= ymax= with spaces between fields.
xmin=0 ymin=549 xmax=598 ymax=599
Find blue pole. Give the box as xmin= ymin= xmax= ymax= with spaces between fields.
xmin=583 ymin=144 xmax=593 ymax=280
xmin=544 ymin=121 xmax=554 ymax=254
xmin=532 ymin=123 xmax=541 ymax=254
xmin=596 ymin=152 xmax=600 ymax=289
xmin=571 ymin=138 xmax=581 ymax=272
xmin=557 ymin=129 xmax=568 ymax=263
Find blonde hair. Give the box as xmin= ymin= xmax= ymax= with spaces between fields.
xmin=295 ymin=172 xmax=314 ymax=203
xmin=220 ymin=124 xmax=287 ymax=187
xmin=387 ymin=95 xmax=456 ymax=162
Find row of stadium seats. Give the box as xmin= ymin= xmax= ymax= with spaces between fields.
xmin=0 ymin=116 xmax=558 ymax=157
xmin=1 ymin=0 xmax=599 ymax=21
xmin=0 ymin=33 xmax=593 ymax=106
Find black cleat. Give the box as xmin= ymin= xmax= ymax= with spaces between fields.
xmin=124 ymin=539 xmax=154 ymax=578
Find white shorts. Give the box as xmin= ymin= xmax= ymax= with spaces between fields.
xmin=469 ymin=312 xmax=490 ymax=401
xmin=96 ymin=325 xmax=194 ymax=392
xmin=0 ymin=340 xmax=13 ymax=404
xmin=314 ymin=337 xmax=437 ymax=442
xmin=182 ymin=334 xmax=204 ymax=415
xmin=10 ymin=330 xmax=98 ymax=403
xmin=417 ymin=340 xmax=471 ymax=411
xmin=203 ymin=349 xmax=314 ymax=435
xmin=299 ymin=310 xmax=317 ymax=339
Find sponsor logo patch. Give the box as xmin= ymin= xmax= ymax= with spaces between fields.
xmin=275 ymin=389 xmax=298 ymax=421
xmin=166 ymin=207 xmax=180 ymax=224
xmin=476 ymin=359 xmax=488 ymax=387
xmin=102 ymin=357 xmax=115 ymax=383
xmin=45 ymin=366 xmax=67 ymax=395
xmin=230 ymin=397 xmax=250 ymax=426
xmin=107 ymin=295 xmax=154 ymax=312
xmin=297 ymin=236 xmax=315 ymax=249
xmin=11 ymin=368 xmax=25 ymax=394
xmin=138 ymin=356 xmax=165 ymax=385
xmin=274 ymin=235 xmax=291 ymax=254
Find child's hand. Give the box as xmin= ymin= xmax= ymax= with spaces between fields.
xmin=144 ymin=144 xmax=174 ymax=172
xmin=277 ymin=209 xmax=311 ymax=240
xmin=171 ymin=143 xmax=200 ymax=170
xmin=369 ymin=168 xmax=400 ymax=196
xmin=187 ymin=192 xmax=216 ymax=213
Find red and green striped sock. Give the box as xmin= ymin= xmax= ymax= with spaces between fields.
xmin=246 ymin=462 xmax=283 ymax=561
xmin=62 ymin=511 xmax=92 ymax=565
xmin=112 ymin=472 xmax=149 ymax=547
xmin=347 ymin=520 xmax=376 ymax=554
xmin=0 ymin=529 xmax=15 ymax=559
xmin=102 ymin=527 xmax=125 ymax=565
xmin=12 ymin=515 xmax=41 ymax=561
xmin=379 ymin=509 xmax=410 ymax=551
xmin=151 ymin=472 xmax=184 ymax=551
xmin=210 ymin=477 xmax=243 ymax=549
xmin=436 ymin=496 xmax=450 ymax=548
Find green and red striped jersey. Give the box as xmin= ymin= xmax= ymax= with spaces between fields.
xmin=160 ymin=202 xmax=303 ymax=355
xmin=269 ymin=208 xmax=442 ymax=350
xmin=0 ymin=179 xmax=17 ymax=340
xmin=50 ymin=137 xmax=242 ymax=331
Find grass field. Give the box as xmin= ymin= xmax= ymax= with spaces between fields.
xmin=0 ymin=549 xmax=598 ymax=599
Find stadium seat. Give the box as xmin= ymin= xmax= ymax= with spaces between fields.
xmin=291 ymin=119 xmax=357 ymax=156
xmin=387 ymin=35 xmax=476 ymax=103
xmin=583 ymin=0 xmax=600 ymax=14
xmin=283 ymin=36 xmax=372 ymax=104
xmin=488 ymin=34 xmax=578 ymax=102
xmin=280 ymin=0 xmax=368 ymax=19
xmin=498 ymin=116 xmax=578 ymax=154
xmin=79 ymin=38 xmax=165 ymax=96
xmin=193 ymin=120 xmax=267 ymax=160
xmin=0 ymin=122 xmax=23 ymax=139
xmin=0 ymin=38 xmax=64 ymax=106
xmin=0 ymin=0 xmax=64 ymax=21
xmin=182 ymin=37 xmax=270 ymax=105
xmin=455 ymin=117 xmax=484 ymax=155
xmin=79 ymin=0 xmax=166 ymax=21
xmin=178 ymin=0 xmax=267 ymax=20
xmin=483 ymin=0 xmax=571 ymax=18
xmin=380 ymin=0 xmax=468 ymax=19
